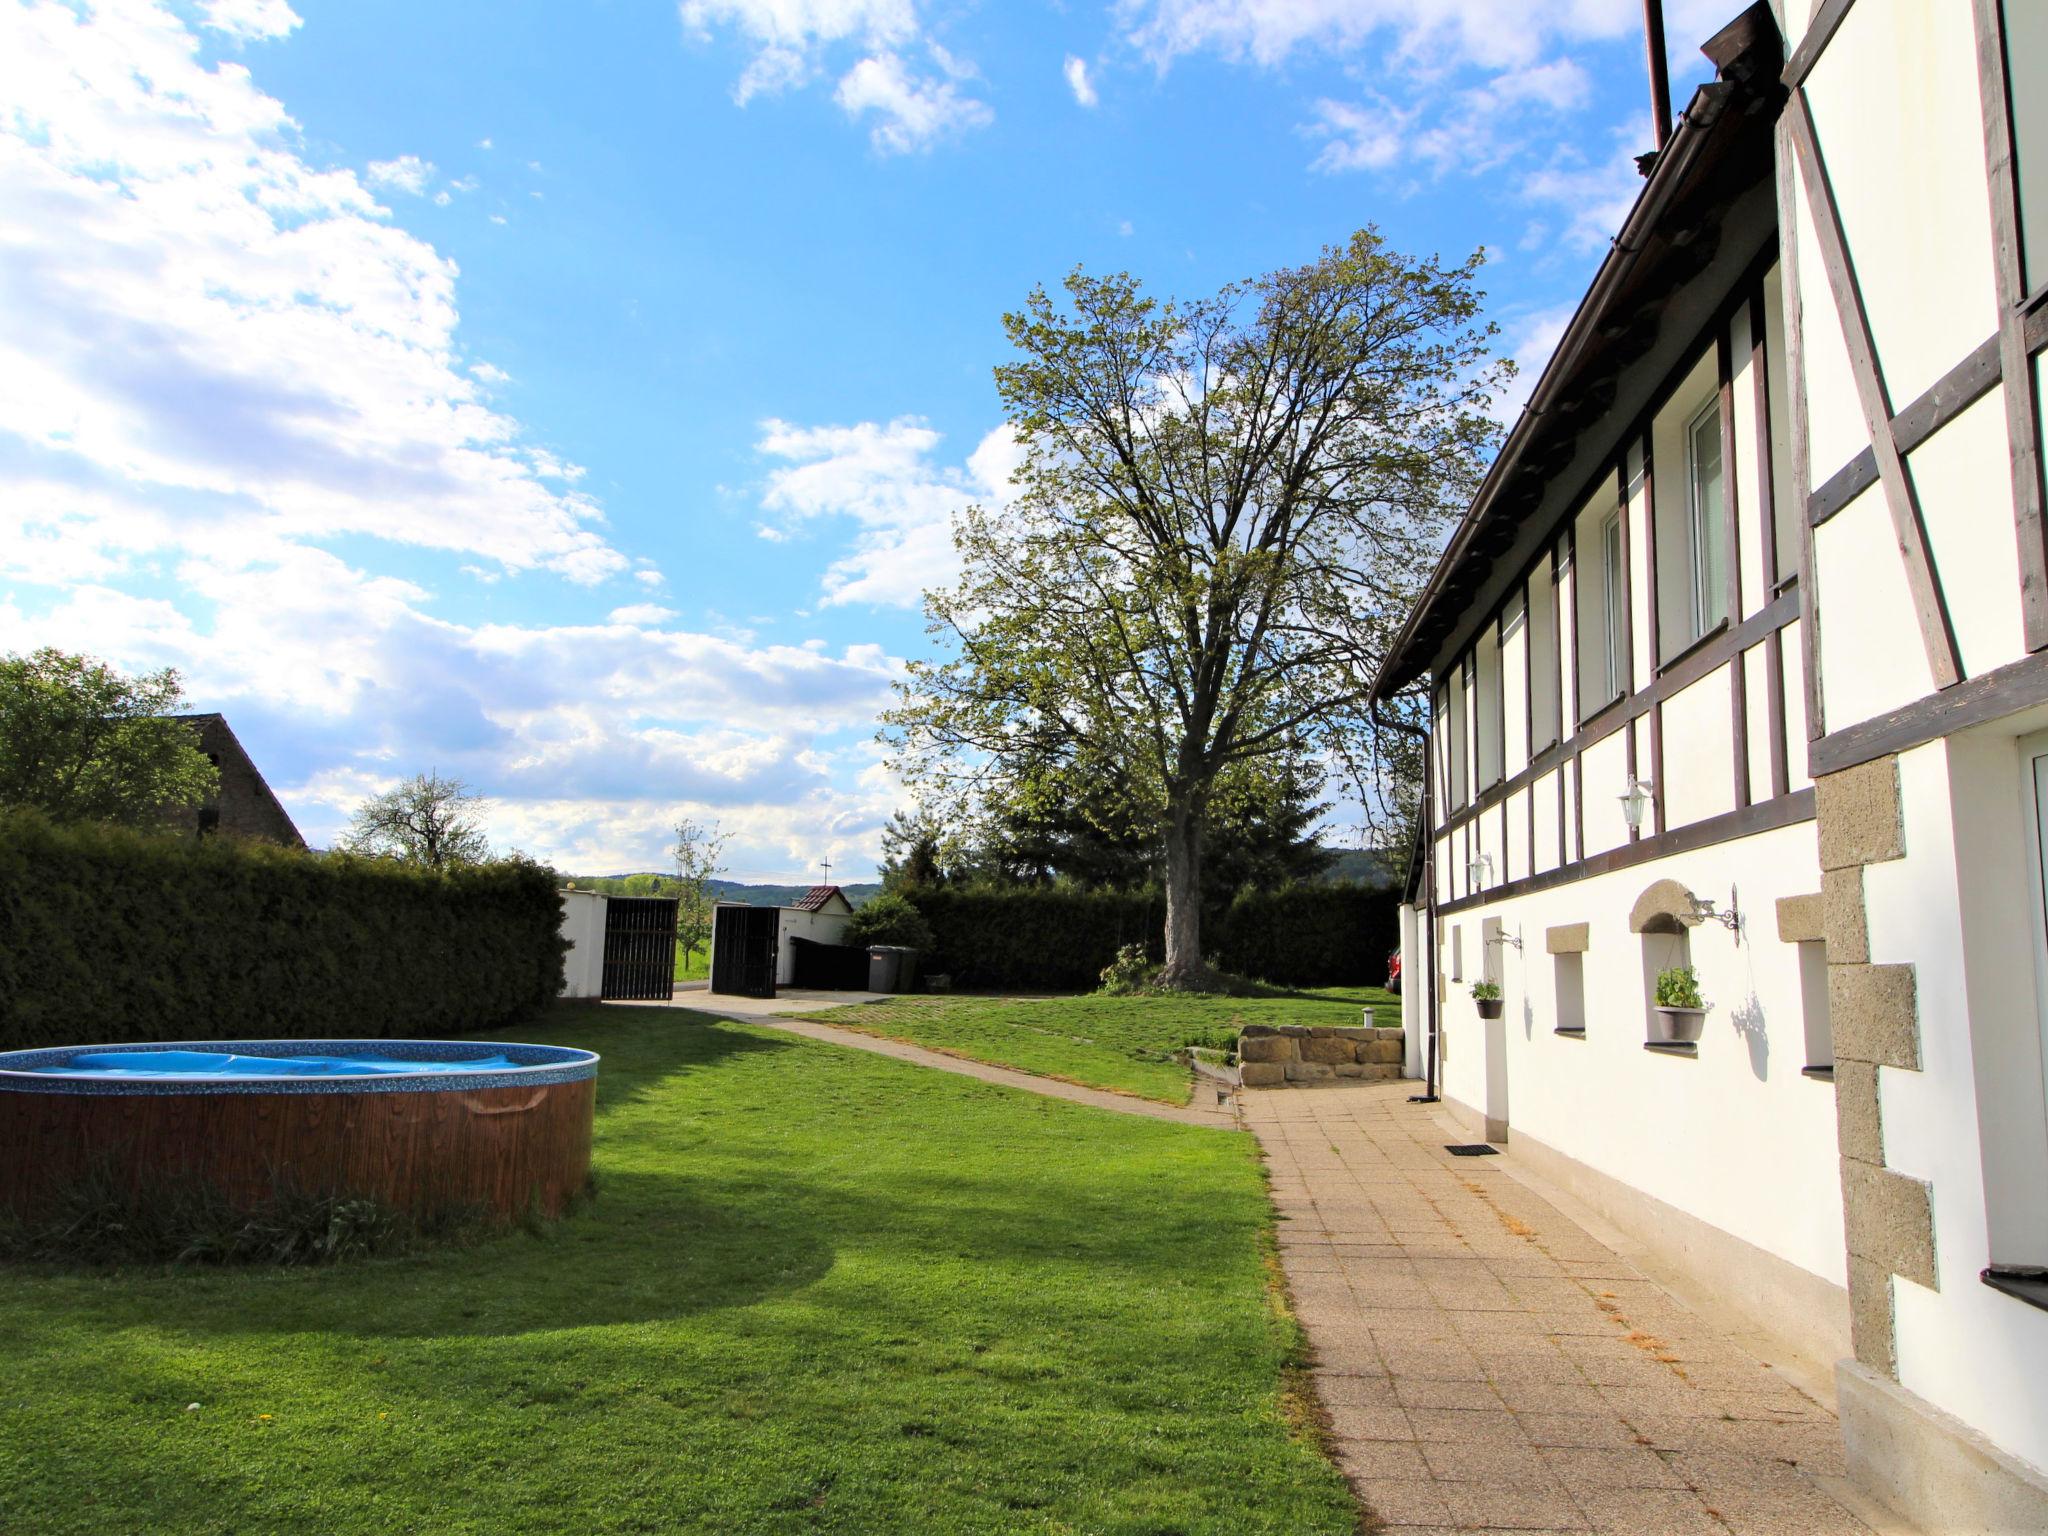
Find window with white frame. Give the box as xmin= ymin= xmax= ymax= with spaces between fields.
xmin=1686 ymin=398 xmax=1729 ymax=638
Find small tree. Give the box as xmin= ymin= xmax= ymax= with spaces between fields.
xmin=671 ymin=818 xmax=729 ymax=969
xmin=345 ymin=772 xmax=490 ymax=869
xmin=0 ymin=648 xmax=217 ymax=829
xmin=844 ymin=891 xmax=935 ymax=952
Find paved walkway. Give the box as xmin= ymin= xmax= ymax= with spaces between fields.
xmin=630 ymin=996 xmax=1896 ymax=1532
xmin=1251 ymin=1082 xmax=1889 ymax=1535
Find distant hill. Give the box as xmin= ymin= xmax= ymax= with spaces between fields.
xmin=1318 ymin=848 xmax=1403 ymax=889
xmin=565 ymin=873 xmax=882 ymax=907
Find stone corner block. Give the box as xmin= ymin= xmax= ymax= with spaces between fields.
xmin=1817 ymin=755 xmax=1905 ymax=871
xmin=1545 ymin=922 xmax=1590 ymax=955
xmin=1821 ymin=867 xmax=1870 ymax=963
xmin=1830 ymin=963 xmax=1920 ymax=1070
xmin=1239 ymin=1062 xmax=1285 ymax=1088
xmin=1842 ymin=1159 xmax=1938 ymax=1292
xmin=1833 ymin=1058 xmax=1884 ymax=1166
xmin=1847 ymin=1254 xmax=1900 ymax=1379
xmin=1775 ymin=892 xmax=1825 ymax=945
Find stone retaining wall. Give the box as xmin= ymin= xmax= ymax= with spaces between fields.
xmin=1238 ymin=1024 xmax=1406 ymax=1087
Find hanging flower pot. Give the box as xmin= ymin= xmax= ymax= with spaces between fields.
xmin=1471 ymin=981 xmax=1503 ymax=1021
xmin=1651 ymin=965 xmax=1709 ymax=1043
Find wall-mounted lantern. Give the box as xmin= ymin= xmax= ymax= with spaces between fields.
xmin=1467 ymin=852 xmax=1492 ymax=890
xmin=1620 ymin=775 xmax=1656 ymax=834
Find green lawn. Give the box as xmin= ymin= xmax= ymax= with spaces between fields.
xmin=801 ymin=987 xmax=1402 ymax=1105
xmin=0 ymin=1004 xmax=1355 ymax=1535
xmin=673 ymin=944 xmax=709 ymax=982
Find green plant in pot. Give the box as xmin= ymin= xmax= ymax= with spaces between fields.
xmin=1652 ymin=964 xmax=1709 ymax=1042
xmin=1470 ymin=980 xmax=1503 ymax=1021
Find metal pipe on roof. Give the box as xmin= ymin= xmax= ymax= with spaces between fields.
xmin=1644 ymin=0 xmax=1674 ymax=148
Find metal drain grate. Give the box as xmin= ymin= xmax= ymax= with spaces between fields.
xmin=1444 ymin=1143 xmax=1499 ymax=1157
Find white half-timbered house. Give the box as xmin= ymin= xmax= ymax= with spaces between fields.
xmin=1375 ymin=2 xmax=2048 ymax=1527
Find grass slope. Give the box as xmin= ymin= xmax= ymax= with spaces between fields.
xmin=804 ymin=987 xmax=1402 ymax=1105
xmin=0 ymin=1005 xmax=1355 ymax=1536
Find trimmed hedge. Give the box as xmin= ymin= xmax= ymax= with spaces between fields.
xmin=1214 ymin=884 xmax=1400 ymax=989
xmin=904 ymin=887 xmax=1164 ymax=991
xmin=0 ymin=812 xmax=565 ymax=1052
xmin=901 ymin=882 xmax=1399 ymax=991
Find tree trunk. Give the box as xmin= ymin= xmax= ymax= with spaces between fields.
xmin=1157 ymin=791 xmax=1211 ymax=991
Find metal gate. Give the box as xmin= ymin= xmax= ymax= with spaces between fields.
xmin=601 ymin=897 xmax=678 ymax=1001
xmin=710 ymin=905 xmax=779 ymax=998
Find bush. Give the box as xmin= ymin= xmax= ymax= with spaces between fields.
xmin=1213 ymin=883 xmax=1399 ymax=989
xmin=899 ymin=882 xmax=1401 ymax=992
xmin=1098 ymin=942 xmax=1155 ymax=996
xmin=903 ymin=886 xmax=1164 ymax=991
xmin=0 ymin=810 xmax=565 ymax=1053
xmin=842 ymin=890 xmax=935 ymax=952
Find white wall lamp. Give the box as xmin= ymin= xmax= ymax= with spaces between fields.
xmin=1619 ymin=775 xmax=1656 ymax=834
xmin=1466 ymin=852 xmax=1492 ymax=890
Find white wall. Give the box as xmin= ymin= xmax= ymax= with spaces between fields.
xmin=559 ymin=890 xmax=607 ymax=999
xmin=1867 ymin=733 xmax=2048 ymax=1476
xmin=1432 ymin=820 xmax=1843 ymax=1294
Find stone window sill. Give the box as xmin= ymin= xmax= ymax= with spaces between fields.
xmin=1982 ymin=1268 xmax=2048 ymax=1314
xmin=1643 ymin=1041 xmax=1697 ymax=1057
xmin=1801 ymin=1065 xmax=1835 ymax=1081
xmin=1554 ymin=1026 xmax=1586 ymax=1039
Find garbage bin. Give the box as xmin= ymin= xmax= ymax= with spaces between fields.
xmin=866 ymin=945 xmax=918 ymax=993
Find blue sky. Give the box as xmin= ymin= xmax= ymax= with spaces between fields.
xmin=0 ymin=0 xmax=1726 ymax=879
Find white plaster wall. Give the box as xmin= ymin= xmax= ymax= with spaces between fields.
xmin=1534 ymin=769 xmax=1562 ymax=875
xmin=1744 ymin=645 xmax=1774 ymax=800
xmin=559 ymin=890 xmax=607 ymax=999
xmin=1580 ymin=731 xmax=1630 ymax=858
xmin=1661 ymin=666 xmax=1738 ymax=831
xmin=1436 ymin=819 xmax=1843 ymax=1288
xmin=774 ymin=907 xmax=854 ymax=986
xmin=1870 ymin=737 xmax=2048 ymax=1476
xmin=1791 ymin=152 xmax=1868 ymax=484
xmin=1805 ymin=0 xmax=1997 ymax=414
xmin=1813 ymin=486 xmax=1936 ymax=726
xmin=1781 ymin=623 xmax=1812 ymax=792
xmin=1910 ymin=389 xmax=2026 ymax=680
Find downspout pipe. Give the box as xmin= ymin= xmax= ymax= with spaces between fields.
xmin=1371 ymin=701 xmax=1440 ymax=1103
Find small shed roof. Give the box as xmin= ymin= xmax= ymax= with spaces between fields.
xmin=792 ymin=885 xmax=852 ymax=913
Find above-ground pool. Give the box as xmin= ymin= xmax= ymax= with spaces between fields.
xmin=0 ymin=1039 xmax=599 ymax=1222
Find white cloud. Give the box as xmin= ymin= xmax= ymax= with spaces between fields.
xmin=200 ymin=0 xmax=301 ymax=42
xmin=1303 ymin=97 xmax=1410 ymax=174
xmin=679 ymin=0 xmax=989 ymax=149
xmin=1064 ymin=54 xmax=1098 ymax=108
xmin=366 ymin=154 xmax=434 ymax=195
xmin=607 ymin=603 xmax=679 ymax=626
xmin=751 ymin=415 xmax=1020 ymax=606
xmin=1489 ymin=300 xmax=1577 ymax=424
xmin=834 ymin=51 xmax=992 ymax=154
xmin=0 ymin=2 xmax=915 ymax=881
xmin=0 ymin=0 xmax=626 ymax=583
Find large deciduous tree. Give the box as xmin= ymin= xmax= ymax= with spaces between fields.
xmin=345 ymin=772 xmax=491 ymax=869
xmin=0 ymin=648 xmax=218 ymax=829
xmin=885 ymin=231 xmax=1502 ymax=988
